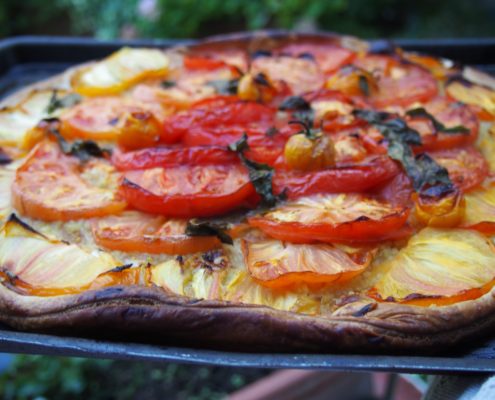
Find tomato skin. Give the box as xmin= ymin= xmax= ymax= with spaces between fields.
xmin=249 ymin=209 xmax=410 ymax=244
xmin=430 ymin=146 xmax=488 ymax=192
xmin=407 ymin=98 xmax=479 ymax=152
xmin=92 ymin=213 xmax=221 ymax=254
xmin=273 ymin=156 xmax=400 ymax=199
xmin=121 ymin=165 xmax=256 ymax=218
xmin=12 ymin=141 xmax=126 ymax=221
xmin=183 ymin=55 xmax=240 ymax=74
xmin=112 ymin=146 xmax=238 ymax=170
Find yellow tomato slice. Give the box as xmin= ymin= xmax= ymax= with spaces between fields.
xmin=242 ymin=239 xmax=373 ymax=289
xmin=71 ymin=47 xmax=170 ymax=96
xmin=369 ymin=228 xmax=495 ymax=306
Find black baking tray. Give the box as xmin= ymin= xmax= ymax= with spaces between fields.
xmin=1 ymin=35 xmax=495 ymax=373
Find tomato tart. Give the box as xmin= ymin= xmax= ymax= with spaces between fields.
xmin=1 ymin=32 xmax=495 ymax=351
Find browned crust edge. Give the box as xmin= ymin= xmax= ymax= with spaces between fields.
xmin=1 ymin=30 xmax=494 ymax=352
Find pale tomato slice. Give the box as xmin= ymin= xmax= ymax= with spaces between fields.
xmin=278 ymin=42 xmax=356 ymax=74
xmin=446 ymin=80 xmax=495 ymax=121
xmin=12 ymin=141 xmax=126 ymax=221
xmin=0 ymin=215 xmax=119 ymax=296
xmin=369 ymin=228 xmax=495 ymax=306
xmin=354 ymin=54 xmax=438 ymax=108
xmin=121 ymin=164 xmax=255 ymax=218
xmin=250 ymin=54 xmax=324 ymax=95
xmin=92 ymin=211 xmax=221 ymax=254
xmin=462 ymin=183 xmax=495 ymax=234
xmin=242 ymin=239 xmax=373 ymax=289
xmin=71 ymin=47 xmax=170 ymax=96
xmin=249 ymin=194 xmax=409 ymax=244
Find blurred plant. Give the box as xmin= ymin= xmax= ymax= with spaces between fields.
xmin=0 ymin=354 xmax=269 ymax=400
xmin=1 ymin=0 xmax=494 ymax=39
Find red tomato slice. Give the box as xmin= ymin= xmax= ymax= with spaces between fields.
xmin=273 ymin=156 xmax=400 ymax=199
xmin=248 ymin=194 xmax=410 ymax=244
xmin=430 ymin=146 xmax=488 ymax=192
xmin=12 ymin=141 xmax=126 ymax=221
xmin=164 ymin=100 xmax=275 ymax=146
xmin=112 ymin=146 xmax=238 ymax=170
xmin=121 ymin=164 xmax=255 ymax=217
xmin=406 ymin=97 xmax=479 ymax=152
xmin=92 ymin=212 xmax=221 ymax=254
xmin=355 ymin=55 xmax=438 ymax=108
xmin=278 ymin=42 xmax=356 ymax=74
xmin=183 ymin=55 xmax=240 ymax=74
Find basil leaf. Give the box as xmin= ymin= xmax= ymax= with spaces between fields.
xmin=46 ymin=91 xmax=82 ymax=114
xmin=207 ymin=79 xmax=239 ymax=95
xmin=279 ymin=96 xmax=311 ymax=111
xmin=185 ymin=219 xmax=233 ymax=245
xmin=406 ymin=107 xmax=469 ymax=135
xmin=228 ymin=133 xmax=282 ymax=207
xmin=265 ymin=126 xmax=279 ymax=137
xmin=43 ymin=118 xmax=110 ymax=163
xmin=288 ymin=120 xmax=319 ymax=140
xmin=358 ymin=75 xmax=370 ymax=97
xmin=352 ymin=109 xmax=453 ymax=193
xmin=161 ymin=80 xmax=176 ymax=88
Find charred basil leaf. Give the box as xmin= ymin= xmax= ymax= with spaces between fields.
xmin=46 ymin=91 xmax=82 ymax=114
xmin=251 ymin=50 xmax=272 ymax=59
xmin=185 ymin=219 xmax=233 ymax=245
xmin=228 ymin=133 xmax=283 ymax=207
xmin=288 ymin=120 xmax=319 ymax=140
xmin=406 ymin=107 xmax=470 ymax=134
xmin=43 ymin=118 xmax=110 ymax=163
xmin=0 ymin=148 xmax=12 ymax=165
xmin=279 ymin=96 xmax=311 ymax=111
xmin=265 ymin=126 xmax=279 ymax=137
xmin=253 ymin=72 xmax=270 ymax=87
xmin=207 ymin=79 xmax=239 ymax=95
xmin=353 ymin=109 xmax=453 ymax=193
xmin=358 ymin=75 xmax=370 ymax=97
xmin=160 ymin=80 xmax=176 ymax=88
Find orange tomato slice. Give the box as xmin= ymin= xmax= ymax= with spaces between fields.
xmin=242 ymin=239 xmax=373 ymax=289
xmin=12 ymin=141 xmax=126 ymax=221
xmin=92 ymin=211 xmax=221 ymax=254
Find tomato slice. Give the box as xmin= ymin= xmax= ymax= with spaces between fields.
xmin=183 ymin=55 xmax=240 ymax=74
xmin=60 ymin=96 xmax=167 ymax=143
xmin=92 ymin=211 xmax=221 ymax=254
xmin=406 ymin=97 xmax=479 ymax=152
xmin=242 ymin=239 xmax=373 ymax=289
xmin=369 ymin=228 xmax=495 ymax=306
xmin=12 ymin=141 xmax=126 ymax=221
xmin=273 ymin=156 xmax=400 ymax=199
xmin=430 ymin=146 xmax=488 ymax=192
xmin=121 ymin=164 xmax=255 ymax=217
xmin=164 ymin=99 xmax=275 ymax=146
xmin=354 ymin=54 xmax=438 ymax=108
xmin=249 ymin=194 xmax=409 ymax=244
xmin=250 ymin=54 xmax=324 ymax=95
xmin=112 ymin=146 xmax=238 ymax=170
xmin=277 ymin=42 xmax=356 ymax=74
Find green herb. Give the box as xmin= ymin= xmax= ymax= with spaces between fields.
xmin=228 ymin=133 xmax=283 ymax=207
xmin=358 ymin=75 xmax=370 ymax=97
xmin=46 ymin=91 xmax=82 ymax=114
xmin=253 ymin=72 xmax=270 ymax=87
xmin=352 ymin=109 xmax=453 ymax=193
xmin=278 ymin=96 xmax=311 ymax=111
xmin=160 ymin=80 xmax=176 ymax=88
xmin=265 ymin=126 xmax=279 ymax=137
xmin=406 ymin=107 xmax=470 ymax=134
xmin=206 ymin=79 xmax=239 ymax=95
xmin=185 ymin=219 xmax=233 ymax=245
xmin=43 ymin=118 xmax=110 ymax=163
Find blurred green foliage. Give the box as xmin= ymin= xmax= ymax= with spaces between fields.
xmin=0 ymin=0 xmax=494 ymax=39
xmin=0 ymin=354 xmax=268 ymax=399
